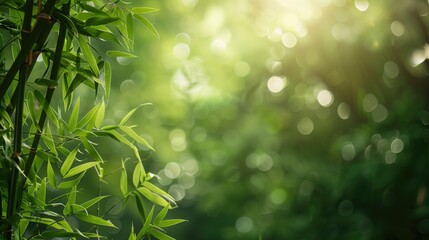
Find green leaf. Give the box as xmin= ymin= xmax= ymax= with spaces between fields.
xmin=119 ymin=103 xmax=151 ymax=126
xmin=25 ymin=216 xmax=65 ymax=230
xmin=34 ymin=90 xmax=59 ymax=127
xmin=143 ymin=181 xmax=175 ymax=205
xmin=130 ymin=7 xmax=159 ymax=14
xmin=154 ymin=204 xmax=169 ymax=226
xmin=64 ymin=186 xmax=77 ymax=216
xmin=76 ymin=103 xmax=100 ymax=130
xmin=132 ymin=162 xmax=145 ymax=187
xmin=149 ymin=228 xmax=175 ymax=240
xmin=37 ymin=231 xmax=102 ymax=239
xmin=85 ymin=16 xmax=120 ymax=26
xmin=57 ymin=173 xmax=84 ymax=189
xmin=128 ymin=224 xmax=136 ymax=240
xmin=134 ymin=14 xmax=160 ymax=39
xmin=120 ymin=159 xmax=128 ymax=196
xmin=80 ymin=136 xmax=103 ymax=162
xmin=81 ymin=195 xmax=109 ymax=209
xmin=35 ymin=78 xmax=58 ymax=86
xmin=95 ymin=100 xmax=105 ymax=129
xmin=105 ymin=129 xmax=141 ymax=162
xmin=104 ymin=61 xmax=111 ymax=100
xmin=47 ymin=160 xmax=56 ymax=187
xmin=137 ymin=187 xmax=170 ymax=207
xmin=158 ymin=219 xmax=187 ymax=228
xmin=75 ymin=213 xmax=117 ymax=228
xmin=126 ymin=13 xmax=134 ymax=51
xmin=37 ymin=178 xmax=47 ymax=208
xmin=120 ymin=126 xmax=155 ymax=151
xmin=42 ymin=123 xmax=58 ymax=156
xmin=60 ymin=147 xmax=79 ymax=177
xmin=106 ymin=50 xmax=137 ymax=58
xmin=136 ymin=206 xmax=154 ymax=239
xmin=68 ymin=98 xmax=80 ymax=131
xmin=64 ymin=162 xmax=99 ymax=178
xmin=78 ymin=34 xmax=99 ymax=76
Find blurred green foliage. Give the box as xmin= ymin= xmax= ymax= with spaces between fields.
xmin=105 ymin=0 xmax=429 ymax=239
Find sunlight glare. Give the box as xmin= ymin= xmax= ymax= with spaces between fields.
xmin=267 ymin=76 xmax=287 ymax=93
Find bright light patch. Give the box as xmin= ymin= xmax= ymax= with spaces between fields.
xmin=354 ymin=0 xmax=369 ymax=12
xmin=282 ymin=32 xmax=298 ymax=48
xmin=234 ymin=61 xmax=250 ymax=77
xmin=337 ymin=102 xmax=350 ymax=119
xmin=341 ymin=143 xmax=356 ymax=161
xmin=173 ymin=43 xmax=190 ymax=60
xmin=169 ymin=128 xmax=187 ymax=151
xmin=270 ymin=188 xmax=287 ymax=205
xmin=384 ymin=61 xmax=399 ymax=78
xmin=164 ymin=162 xmax=182 ymax=179
xmin=267 ymin=76 xmax=286 ymax=93
xmin=363 ymin=93 xmax=378 ymax=112
xmin=317 ymin=90 xmax=334 ymax=107
xmin=391 ymin=138 xmax=404 ymax=154
xmin=235 ymin=217 xmax=254 ymax=233
xmin=297 ymin=117 xmax=314 ymax=135
xmin=391 ymin=21 xmax=405 ymax=37
xmin=210 ymin=39 xmax=227 ymax=54
xmin=410 ymin=49 xmax=426 ymax=67
xmin=372 ymin=104 xmax=388 ymax=122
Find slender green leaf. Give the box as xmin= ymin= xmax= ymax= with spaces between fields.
xmin=106 ymin=50 xmax=137 ymax=58
xmin=95 ymin=100 xmax=105 ymax=129
xmin=35 ymin=78 xmax=58 ymax=86
xmin=119 ymin=103 xmax=152 ymax=126
xmin=126 ymin=13 xmax=134 ymax=51
xmin=37 ymin=231 xmax=102 ymax=239
xmin=120 ymin=159 xmax=128 ymax=196
xmin=34 ymin=90 xmax=59 ymax=127
xmin=76 ymin=103 xmax=100 ymax=130
xmin=104 ymin=61 xmax=111 ymax=100
xmin=64 ymin=162 xmax=99 ymax=178
xmin=158 ymin=219 xmax=187 ymax=228
xmin=81 ymin=195 xmax=109 ymax=209
xmin=128 ymin=224 xmax=136 ymax=240
xmin=137 ymin=187 xmax=170 ymax=207
xmin=85 ymin=16 xmax=120 ymax=26
xmin=130 ymin=7 xmax=159 ymax=14
xmin=134 ymin=14 xmax=159 ymax=39
xmin=78 ymin=34 xmax=99 ymax=76
xmin=25 ymin=216 xmax=65 ymax=230
xmin=120 ymin=126 xmax=155 ymax=151
xmin=136 ymin=206 xmax=154 ymax=239
xmin=60 ymin=147 xmax=79 ymax=176
xmin=37 ymin=178 xmax=47 ymax=208
xmin=47 ymin=160 xmax=56 ymax=187
xmin=154 ymin=204 xmax=169 ymax=226
xmin=80 ymin=136 xmax=103 ymax=162
xmin=132 ymin=162 xmax=145 ymax=187
xmin=149 ymin=228 xmax=175 ymax=240
xmin=68 ymin=98 xmax=80 ymax=131
xmin=42 ymin=123 xmax=58 ymax=156
xmin=58 ymin=173 xmax=84 ymax=189
xmin=64 ymin=185 xmax=77 ymax=216
xmin=75 ymin=213 xmax=117 ymax=228
xmin=143 ymin=181 xmax=175 ymax=205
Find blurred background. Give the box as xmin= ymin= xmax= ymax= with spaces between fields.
xmin=99 ymin=0 xmax=429 ymax=239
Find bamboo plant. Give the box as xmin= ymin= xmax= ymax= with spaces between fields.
xmin=0 ymin=0 xmax=184 ymax=239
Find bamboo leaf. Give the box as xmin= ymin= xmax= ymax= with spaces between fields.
xmin=136 ymin=206 xmax=154 ymax=239
xmin=94 ymin=100 xmax=105 ymax=129
xmin=37 ymin=178 xmax=47 ymax=208
xmin=130 ymin=7 xmax=159 ymax=14
xmin=78 ymin=34 xmax=99 ymax=76
xmin=80 ymin=136 xmax=103 ymax=162
xmin=64 ymin=162 xmax=99 ymax=178
xmin=35 ymin=78 xmax=58 ymax=86
xmin=47 ymin=160 xmax=56 ymax=187
xmin=120 ymin=159 xmax=128 ymax=196
xmin=106 ymin=50 xmax=137 ymax=58
xmin=60 ymin=147 xmax=79 ymax=176
xmin=154 ymin=204 xmax=169 ymax=226
xmin=25 ymin=216 xmax=65 ymax=230
xmin=128 ymin=224 xmax=136 ymax=240
xmin=64 ymin=186 xmax=77 ymax=216
xmin=57 ymin=173 xmax=84 ymax=189
xmin=37 ymin=231 xmax=102 ymax=239
xmin=104 ymin=61 xmax=111 ymax=100
xmin=42 ymin=123 xmax=58 ymax=156
xmin=126 ymin=13 xmax=134 ymax=51
xmin=75 ymin=213 xmax=117 ymax=228
xmin=143 ymin=181 xmax=175 ymax=205
xmin=76 ymin=103 xmax=100 ymax=130
xmin=34 ymin=90 xmax=59 ymax=127
xmin=137 ymin=187 xmax=170 ymax=207
xmin=149 ymin=228 xmax=175 ymax=240
xmin=81 ymin=195 xmax=109 ymax=209
xmin=132 ymin=162 xmax=145 ymax=187
xmin=120 ymin=126 xmax=155 ymax=151
xmin=134 ymin=14 xmax=159 ymax=39
xmin=158 ymin=219 xmax=187 ymax=228
xmin=85 ymin=16 xmax=120 ymax=26
xmin=119 ymin=103 xmax=152 ymax=126
xmin=68 ymin=98 xmax=80 ymax=131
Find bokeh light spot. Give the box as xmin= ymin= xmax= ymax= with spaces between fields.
xmin=354 ymin=0 xmax=369 ymax=12
xmin=267 ymin=76 xmax=286 ymax=93
xmin=338 ymin=200 xmax=354 ymax=216
xmin=282 ymin=32 xmax=298 ymax=48
xmin=385 ymin=151 xmax=396 ymax=164
xmin=391 ymin=138 xmax=404 ymax=154
xmin=337 ymin=102 xmax=351 ymax=119
xmin=235 ymin=216 xmax=254 ymax=233
xmin=363 ymin=93 xmax=378 ymax=112
xmin=210 ymin=39 xmax=227 ymax=54
xmin=173 ymin=43 xmax=190 ymax=60
xmin=297 ymin=117 xmax=314 ymax=135
xmin=384 ymin=61 xmax=399 ymax=78
xmin=317 ymin=89 xmax=334 ymax=107
xmin=164 ymin=162 xmax=182 ymax=179
xmin=341 ymin=143 xmax=356 ymax=161
xmin=372 ymin=104 xmax=388 ymax=122
xmin=169 ymin=128 xmax=187 ymax=151
xmin=270 ymin=188 xmax=287 ymax=205
xmin=391 ymin=21 xmax=405 ymax=37
xmin=234 ymin=61 xmax=250 ymax=77
xmin=169 ymin=184 xmax=185 ymax=201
